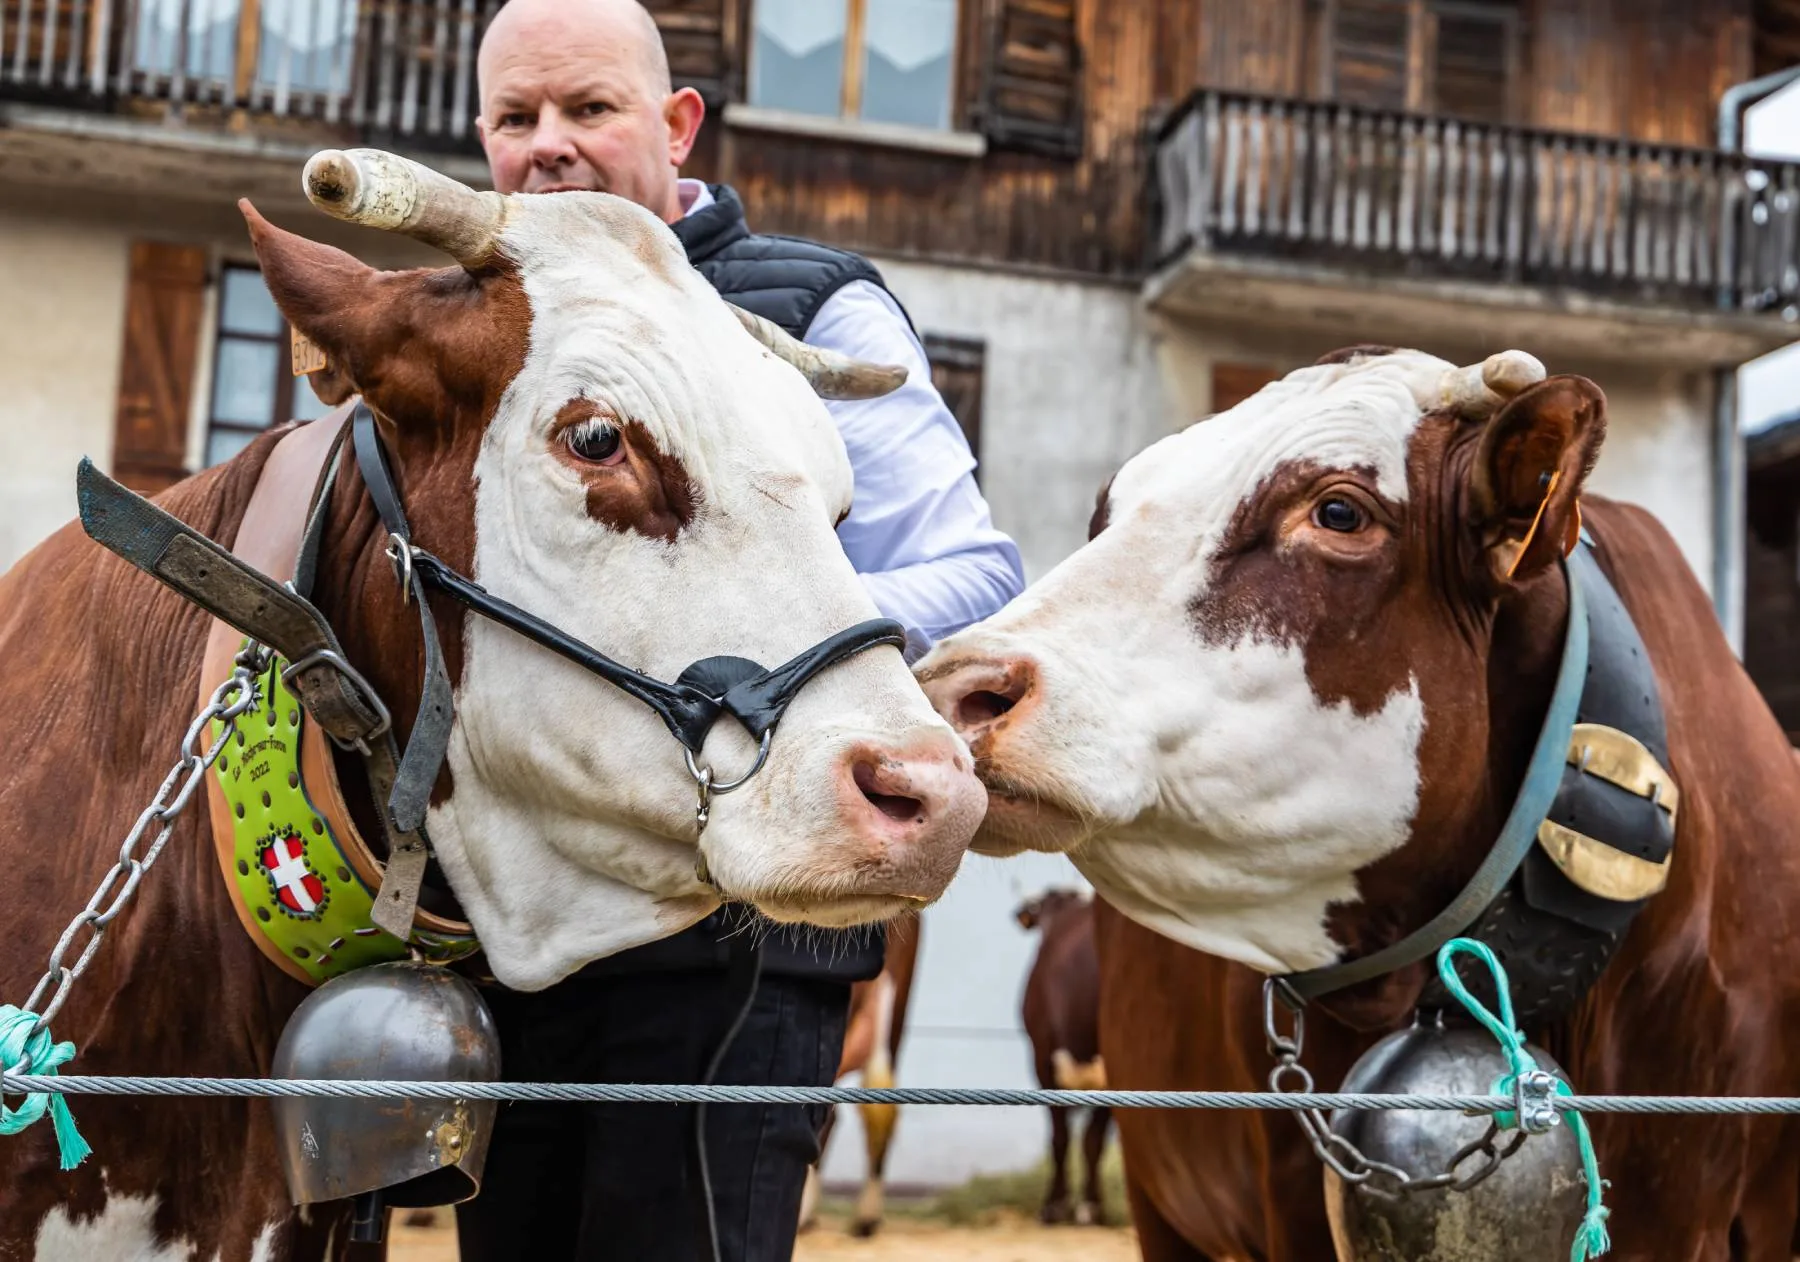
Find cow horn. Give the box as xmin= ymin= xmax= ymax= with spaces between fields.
xmin=728 ymin=305 xmax=909 ymax=401
xmin=302 ymin=148 xmax=508 ymax=269
xmin=1438 ymin=350 xmax=1546 ymax=419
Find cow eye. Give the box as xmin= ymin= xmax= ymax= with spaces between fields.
xmin=566 ymin=419 xmax=623 ymax=464
xmin=1313 ymin=496 xmax=1367 ymax=533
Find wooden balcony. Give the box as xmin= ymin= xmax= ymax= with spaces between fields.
xmin=1150 ymin=90 xmax=1800 ymax=363
xmin=0 ymin=0 xmax=497 ymax=148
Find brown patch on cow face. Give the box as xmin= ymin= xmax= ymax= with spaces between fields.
xmin=550 ymin=399 xmax=697 ymax=542
xmin=1314 ymin=344 xmax=1399 ymax=366
xmin=1186 ymin=457 xmax=1415 ymax=719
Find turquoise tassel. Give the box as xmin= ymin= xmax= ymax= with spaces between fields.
xmin=0 ymin=1005 xmax=92 ymax=1170
xmin=1436 ymin=939 xmax=1611 ymax=1262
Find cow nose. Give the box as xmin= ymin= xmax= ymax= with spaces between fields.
xmin=837 ymin=732 xmax=987 ymax=874
xmin=920 ymin=656 xmax=1037 ymax=741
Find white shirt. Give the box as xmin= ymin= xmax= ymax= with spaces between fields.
xmin=679 ymin=179 xmax=1025 ymax=655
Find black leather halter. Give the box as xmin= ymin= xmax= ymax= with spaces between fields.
xmin=349 ymin=404 xmax=907 ymax=833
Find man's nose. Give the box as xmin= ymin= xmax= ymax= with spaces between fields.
xmin=528 ymin=111 xmax=580 ymax=168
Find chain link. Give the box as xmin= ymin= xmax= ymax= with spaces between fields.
xmin=12 ymin=645 xmax=270 ymax=1072
xmin=1262 ymin=980 xmax=1519 ymax=1198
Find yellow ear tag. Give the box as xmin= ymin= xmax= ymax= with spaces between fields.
xmin=290 ymin=328 xmax=327 ymax=377
xmin=1506 ymin=469 xmax=1563 ymax=580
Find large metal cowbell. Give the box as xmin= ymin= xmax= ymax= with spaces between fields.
xmin=271 ymin=961 xmax=502 ymax=1209
xmin=1324 ymin=1021 xmax=1587 ymax=1262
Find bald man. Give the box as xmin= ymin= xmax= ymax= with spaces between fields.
xmin=457 ymin=3 xmax=1024 ymax=1260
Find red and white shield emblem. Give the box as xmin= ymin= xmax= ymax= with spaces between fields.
xmin=262 ymin=835 xmax=326 ymax=917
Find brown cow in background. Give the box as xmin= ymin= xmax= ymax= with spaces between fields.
xmin=1018 ymin=888 xmax=1111 ymax=1226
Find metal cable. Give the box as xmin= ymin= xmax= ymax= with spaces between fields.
xmin=6 ymin=1074 xmax=1800 ymax=1115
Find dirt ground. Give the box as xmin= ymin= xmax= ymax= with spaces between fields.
xmin=387 ymin=1210 xmax=1139 ymax=1261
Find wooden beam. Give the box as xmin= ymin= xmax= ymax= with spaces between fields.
xmin=842 ymin=0 xmax=867 ymax=119
xmin=232 ymin=0 xmax=263 ymax=109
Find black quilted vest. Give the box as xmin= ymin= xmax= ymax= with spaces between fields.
xmin=578 ymin=185 xmax=893 ymax=985
xmin=670 ymin=183 xmax=893 ymax=339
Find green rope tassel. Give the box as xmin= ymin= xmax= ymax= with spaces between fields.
xmin=0 ymin=1006 xmax=91 ymax=1170
xmin=1436 ymin=938 xmax=1610 ymax=1262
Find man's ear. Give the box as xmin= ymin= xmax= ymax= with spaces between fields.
xmin=664 ymin=86 xmax=706 ymax=167
xmin=1469 ymin=375 xmax=1607 ymax=583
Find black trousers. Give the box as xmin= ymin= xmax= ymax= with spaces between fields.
xmin=455 ymin=966 xmax=849 ymax=1262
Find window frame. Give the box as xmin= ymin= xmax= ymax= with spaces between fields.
xmin=745 ymin=0 xmax=965 ymax=133
xmin=203 ymin=263 xmax=323 ymax=468
xmin=1309 ymin=0 xmax=1524 ymax=125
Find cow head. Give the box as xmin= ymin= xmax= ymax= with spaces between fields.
xmin=247 ymin=149 xmax=986 ymax=990
xmin=921 ymin=347 xmax=1604 ymax=980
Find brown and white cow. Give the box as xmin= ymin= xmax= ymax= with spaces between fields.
xmin=1017 ymin=887 xmax=1110 ymax=1227
xmin=0 ymin=149 xmax=985 ymax=1259
xmin=919 ymin=346 xmax=1800 ymax=1260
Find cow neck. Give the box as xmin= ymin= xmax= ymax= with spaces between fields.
xmin=195 ymin=409 xmax=475 ymax=986
xmin=1278 ymin=551 xmax=1592 ymax=1018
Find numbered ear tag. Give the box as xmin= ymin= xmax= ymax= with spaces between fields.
xmin=291 ymin=328 xmax=327 ymax=377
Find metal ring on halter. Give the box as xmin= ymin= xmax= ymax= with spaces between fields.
xmin=683 ymin=729 xmax=774 ymax=797
xmin=383 ymin=532 xmax=415 ymax=604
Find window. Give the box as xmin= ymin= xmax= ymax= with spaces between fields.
xmin=750 ymin=0 xmax=959 ymax=131
xmin=1309 ymin=0 xmax=1520 ymax=124
xmin=132 ymin=0 xmax=356 ymax=94
xmin=204 ymin=267 xmax=333 ymax=468
xmin=923 ymin=334 xmax=984 ymax=480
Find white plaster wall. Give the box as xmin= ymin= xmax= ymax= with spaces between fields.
xmin=0 ymin=207 xmax=130 ymax=572
xmin=872 ymin=257 xmax=1175 ymax=582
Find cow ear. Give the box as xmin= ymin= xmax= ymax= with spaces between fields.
xmin=1468 ymin=376 xmax=1606 ymax=584
xmin=240 ymin=200 xmax=456 ymax=422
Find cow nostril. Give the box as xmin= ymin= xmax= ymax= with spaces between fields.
xmin=853 ymin=761 xmax=925 ymax=824
xmin=958 ymin=690 xmax=1016 ymax=727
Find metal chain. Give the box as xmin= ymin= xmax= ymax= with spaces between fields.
xmin=1263 ymin=980 xmax=1524 ymax=1198
xmin=12 ymin=644 xmax=270 ymax=1071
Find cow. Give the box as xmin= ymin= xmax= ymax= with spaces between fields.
xmin=797 ymin=911 xmax=921 ymax=1238
xmin=1016 ymin=887 xmax=1110 ymax=1227
xmin=917 ymin=346 xmax=1800 ymax=1261
xmin=0 ymin=148 xmax=987 ymax=1260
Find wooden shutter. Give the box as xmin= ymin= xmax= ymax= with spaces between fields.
xmin=976 ymin=0 xmax=1083 ymax=159
xmin=1431 ymin=2 xmax=1518 ymax=124
xmin=924 ymin=334 xmax=986 ymax=479
xmin=642 ymin=0 xmax=733 ymax=105
xmin=112 ymin=242 xmax=208 ymax=495
xmin=1330 ymin=0 xmax=1410 ymax=109
xmin=1211 ymin=362 xmax=1282 ymax=414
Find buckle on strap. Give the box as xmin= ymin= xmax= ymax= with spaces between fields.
xmin=281 ymin=648 xmax=393 ymax=754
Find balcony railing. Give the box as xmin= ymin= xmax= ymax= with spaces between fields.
xmin=0 ymin=0 xmax=499 ymax=146
xmin=1154 ymin=90 xmax=1800 ymax=315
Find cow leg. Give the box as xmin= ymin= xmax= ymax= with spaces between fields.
xmin=1042 ymin=1105 xmax=1074 ymax=1224
xmin=1076 ymin=1105 xmax=1112 ymax=1226
xmin=851 ymin=1099 xmax=896 ymax=1237
xmin=1125 ymin=1171 xmax=1218 ymax=1261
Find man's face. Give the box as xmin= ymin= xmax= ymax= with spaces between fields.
xmin=477 ymin=8 xmax=698 ymax=220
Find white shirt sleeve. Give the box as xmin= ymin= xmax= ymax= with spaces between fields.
xmin=804 ymin=279 xmax=1026 ymax=657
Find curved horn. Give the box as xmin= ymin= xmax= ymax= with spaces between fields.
xmin=729 ymin=305 xmax=908 ymax=401
xmin=302 ymin=148 xmax=508 ymax=268
xmin=1438 ymin=350 xmax=1546 ymax=419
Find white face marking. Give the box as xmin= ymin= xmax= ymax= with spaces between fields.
xmin=421 ymin=193 xmax=967 ymax=990
xmin=925 ymin=351 xmax=1455 ymax=973
xmin=34 ymin=1190 xmax=196 ymax=1262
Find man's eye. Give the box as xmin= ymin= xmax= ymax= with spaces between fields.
xmin=580 ymin=101 xmax=611 ymax=118
xmin=497 ymin=112 xmax=533 ymax=129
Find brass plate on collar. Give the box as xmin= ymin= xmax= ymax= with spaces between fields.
xmin=1565 ymin=722 xmax=1680 ymax=817
xmin=1537 ymin=819 xmax=1672 ymax=901
xmin=1535 ymin=722 xmax=1678 ymax=902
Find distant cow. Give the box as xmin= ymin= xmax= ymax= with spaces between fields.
xmin=921 ymin=347 xmax=1800 ymax=1259
xmin=1018 ymin=888 xmax=1110 ymax=1226
xmin=798 ymin=911 xmax=922 ymax=1237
